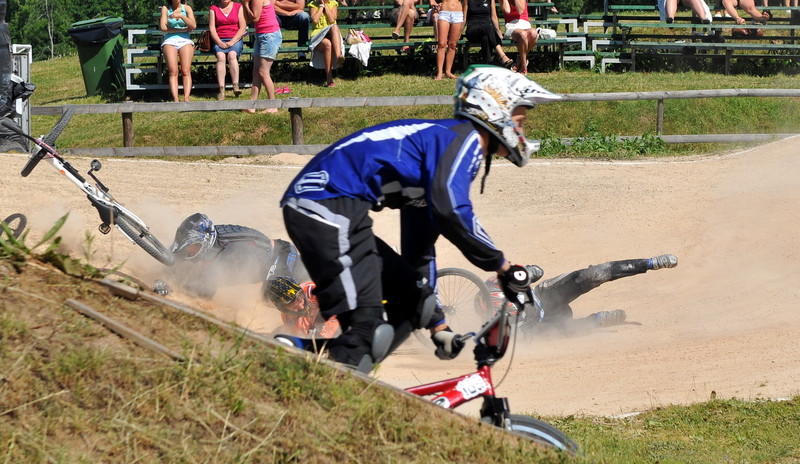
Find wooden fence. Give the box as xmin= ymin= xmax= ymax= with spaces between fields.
xmin=30 ymin=88 xmax=800 ymax=156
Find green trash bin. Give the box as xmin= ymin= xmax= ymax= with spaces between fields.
xmin=68 ymin=17 xmax=125 ymax=96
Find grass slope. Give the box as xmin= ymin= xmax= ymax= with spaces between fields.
xmin=0 ymin=254 xmax=569 ymax=463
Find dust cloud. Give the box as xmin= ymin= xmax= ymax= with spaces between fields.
xmin=3 ymin=139 xmax=799 ymax=418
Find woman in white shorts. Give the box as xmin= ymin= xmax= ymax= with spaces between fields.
xmin=434 ymin=0 xmax=466 ymax=80
xmin=501 ymin=0 xmax=537 ymax=74
xmin=160 ymin=0 xmax=197 ymax=102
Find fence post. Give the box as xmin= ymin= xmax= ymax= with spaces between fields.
xmin=290 ymin=108 xmax=303 ymax=145
xmin=656 ymin=99 xmax=664 ymax=135
xmin=122 ymin=112 xmax=134 ymax=147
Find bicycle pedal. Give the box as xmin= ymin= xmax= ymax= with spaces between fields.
xmin=98 ymin=223 xmax=111 ymax=234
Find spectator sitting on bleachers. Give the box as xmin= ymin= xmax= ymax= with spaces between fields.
xmin=209 ymin=0 xmax=247 ymax=100
xmin=434 ymin=0 xmax=466 ymax=80
xmin=160 ymin=0 xmax=197 ymax=102
xmin=500 ymin=0 xmax=538 ymax=74
xmin=464 ymin=0 xmax=513 ymax=68
xmin=390 ymin=0 xmax=420 ymax=49
xmin=308 ymin=0 xmax=346 ymax=86
xmin=720 ymin=0 xmax=771 ymax=24
xmin=274 ymin=0 xmax=311 ymax=59
xmin=657 ymin=0 xmax=712 ymax=24
xmin=427 ymin=0 xmax=441 ymax=44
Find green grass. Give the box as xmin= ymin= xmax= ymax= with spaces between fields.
xmin=3 ymin=246 xmax=800 ymax=462
xmin=29 ymin=55 xmax=800 ymax=158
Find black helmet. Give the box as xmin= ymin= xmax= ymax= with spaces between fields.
xmin=170 ymin=213 xmax=217 ymax=260
xmin=264 ymin=276 xmax=311 ymax=316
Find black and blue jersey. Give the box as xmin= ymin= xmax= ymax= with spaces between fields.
xmin=281 ymin=118 xmax=505 ymax=272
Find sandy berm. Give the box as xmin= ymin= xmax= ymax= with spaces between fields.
xmin=2 ymin=136 xmax=798 ymax=418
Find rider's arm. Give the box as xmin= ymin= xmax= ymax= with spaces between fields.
xmin=428 ymin=126 xmax=506 ymax=272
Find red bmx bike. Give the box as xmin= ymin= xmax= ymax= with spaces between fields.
xmin=405 ymin=286 xmax=578 ymax=454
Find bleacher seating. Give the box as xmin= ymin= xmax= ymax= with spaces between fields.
xmin=121 ymin=2 xmax=800 ymax=91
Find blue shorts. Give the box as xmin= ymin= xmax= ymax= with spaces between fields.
xmin=255 ymin=31 xmax=282 ymax=60
xmin=213 ymin=38 xmax=244 ymax=55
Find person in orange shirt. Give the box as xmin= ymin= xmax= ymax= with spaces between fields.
xmin=265 ymin=276 xmax=340 ymax=337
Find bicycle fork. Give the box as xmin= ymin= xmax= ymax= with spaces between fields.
xmin=480 ymin=395 xmax=513 ymax=429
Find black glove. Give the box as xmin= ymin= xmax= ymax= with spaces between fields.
xmin=153 ymin=280 xmax=170 ymax=296
xmin=498 ymin=264 xmax=532 ymax=305
xmin=431 ymin=327 xmax=465 ymax=360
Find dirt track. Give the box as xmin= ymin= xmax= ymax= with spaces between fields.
xmin=2 ymin=136 xmax=799 ymax=418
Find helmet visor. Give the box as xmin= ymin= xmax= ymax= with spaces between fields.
xmin=183 ymin=242 xmax=203 ymax=259
xmin=276 ymin=292 xmax=311 ymax=316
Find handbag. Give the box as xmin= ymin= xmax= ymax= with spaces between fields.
xmin=346 ymin=28 xmax=370 ymax=45
xmin=196 ymin=30 xmax=212 ymax=52
xmin=346 ymin=28 xmax=362 ymax=45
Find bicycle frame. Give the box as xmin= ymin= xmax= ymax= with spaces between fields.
xmin=405 ymin=297 xmax=517 ymax=426
xmin=4 ymin=115 xmax=175 ymax=266
xmin=405 ymin=363 xmax=497 ymax=410
xmin=33 ymin=144 xmax=152 ymax=240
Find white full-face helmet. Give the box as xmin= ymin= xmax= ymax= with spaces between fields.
xmin=454 ymin=65 xmax=561 ymax=167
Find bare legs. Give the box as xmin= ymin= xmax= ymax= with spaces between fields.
xmin=215 ymin=49 xmax=241 ymax=100
xmin=434 ymin=19 xmax=463 ymax=80
xmin=665 ymin=0 xmax=710 ymax=21
xmin=392 ymin=0 xmax=418 ymax=42
xmin=246 ymin=56 xmax=277 ymax=114
xmin=163 ymin=44 xmax=193 ymax=102
xmin=316 ymin=28 xmax=345 ymax=86
xmin=511 ymin=27 xmax=537 ymax=74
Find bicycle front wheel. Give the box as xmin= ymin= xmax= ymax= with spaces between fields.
xmin=504 ymin=414 xmax=579 ymax=455
xmin=436 ymin=267 xmax=494 ymax=330
xmin=1 ymin=213 xmax=27 ymax=239
xmin=114 ymin=211 xmax=175 ymax=266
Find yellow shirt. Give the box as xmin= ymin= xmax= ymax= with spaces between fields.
xmin=309 ymin=0 xmax=339 ymax=37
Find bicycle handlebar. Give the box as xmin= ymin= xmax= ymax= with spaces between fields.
xmin=0 ymin=119 xmax=46 ymax=177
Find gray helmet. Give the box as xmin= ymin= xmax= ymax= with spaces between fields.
xmin=454 ymin=65 xmax=561 ymax=167
xmin=170 ymin=213 xmax=217 ymax=260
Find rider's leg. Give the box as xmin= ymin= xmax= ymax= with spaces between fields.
xmin=282 ymin=197 xmax=393 ymax=371
xmin=535 ymin=255 xmax=678 ymax=320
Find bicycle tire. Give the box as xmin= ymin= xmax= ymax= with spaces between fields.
xmin=20 ymin=106 xmax=75 ymax=177
xmin=1 ymin=213 xmax=27 ymax=239
xmin=113 ymin=210 xmax=175 ymax=266
xmin=491 ymin=414 xmax=580 ymax=455
xmin=414 ymin=267 xmax=494 ymax=347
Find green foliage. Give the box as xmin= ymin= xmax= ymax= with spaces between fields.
xmin=556 ymin=398 xmax=800 ymax=462
xmin=0 ymin=213 xmax=106 ymax=277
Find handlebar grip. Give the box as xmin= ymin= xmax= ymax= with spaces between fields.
xmin=20 ymin=149 xmax=46 ymax=177
xmin=0 ymin=118 xmax=23 ymax=134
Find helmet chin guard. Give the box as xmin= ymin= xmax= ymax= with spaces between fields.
xmin=454 ymin=65 xmax=561 ymax=166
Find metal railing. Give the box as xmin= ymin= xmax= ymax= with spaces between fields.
xmin=30 ymin=88 xmax=800 ymax=156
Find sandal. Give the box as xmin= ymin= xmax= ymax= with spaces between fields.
xmin=501 ymin=59 xmax=514 ymax=69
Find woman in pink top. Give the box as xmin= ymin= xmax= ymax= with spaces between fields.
xmin=209 ymin=0 xmax=247 ymax=99
xmin=242 ymin=0 xmax=282 ymax=113
xmin=500 ymin=0 xmax=538 ymax=74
